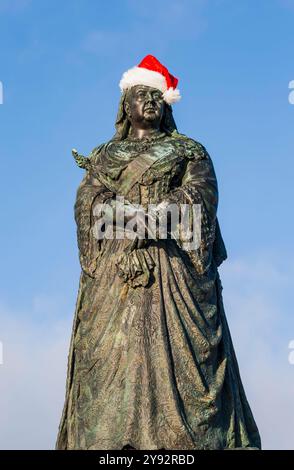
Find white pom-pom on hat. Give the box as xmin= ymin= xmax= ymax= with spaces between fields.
xmin=163 ymin=87 xmax=181 ymax=104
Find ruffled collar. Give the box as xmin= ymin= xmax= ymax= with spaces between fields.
xmin=124 ymin=131 xmax=167 ymax=143
xmin=96 ymin=132 xmax=169 ymax=180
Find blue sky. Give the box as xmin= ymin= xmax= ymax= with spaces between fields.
xmin=0 ymin=0 xmax=293 ymax=449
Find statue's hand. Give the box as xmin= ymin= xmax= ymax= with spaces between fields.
xmin=124 ymin=205 xmax=156 ymax=241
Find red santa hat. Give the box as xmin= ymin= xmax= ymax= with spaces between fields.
xmin=119 ymin=54 xmax=181 ymax=105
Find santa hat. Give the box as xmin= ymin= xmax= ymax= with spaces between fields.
xmin=119 ymin=55 xmax=181 ymax=105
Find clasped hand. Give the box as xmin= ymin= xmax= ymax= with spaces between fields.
xmin=100 ymin=198 xmax=173 ymax=249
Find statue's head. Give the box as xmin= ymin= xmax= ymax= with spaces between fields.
xmin=112 ymin=55 xmax=181 ymax=140
xmin=124 ymin=85 xmax=165 ymax=131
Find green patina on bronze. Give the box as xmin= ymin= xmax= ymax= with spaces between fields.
xmin=56 ymin=86 xmax=261 ymax=450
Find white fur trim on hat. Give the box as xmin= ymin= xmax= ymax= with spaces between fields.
xmin=119 ymin=66 xmax=181 ymax=104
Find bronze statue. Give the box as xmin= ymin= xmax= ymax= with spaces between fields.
xmin=56 ymin=55 xmax=261 ymax=450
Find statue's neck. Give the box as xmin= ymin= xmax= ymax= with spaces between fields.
xmin=128 ymin=127 xmax=161 ymax=140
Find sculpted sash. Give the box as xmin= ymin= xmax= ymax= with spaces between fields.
xmin=115 ymin=144 xmax=173 ymax=197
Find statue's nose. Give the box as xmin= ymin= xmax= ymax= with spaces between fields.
xmin=145 ymin=91 xmax=154 ymax=102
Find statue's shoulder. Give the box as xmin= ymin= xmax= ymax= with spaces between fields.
xmin=89 ymin=143 xmax=107 ymax=162
xmin=170 ymin=131 xmax=209 ymax=161
xmin=90 ymin=139 xmax=128 ymax=161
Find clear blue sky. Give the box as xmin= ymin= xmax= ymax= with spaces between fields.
xmin=0 ymin=0 xmax=293 ymax=449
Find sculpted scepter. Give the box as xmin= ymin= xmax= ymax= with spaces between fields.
xmin=56 ymin=55 xmax=261 ymax=450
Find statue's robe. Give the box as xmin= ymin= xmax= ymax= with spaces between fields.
xmin=56 ymin=133 xmax=261 ymax=450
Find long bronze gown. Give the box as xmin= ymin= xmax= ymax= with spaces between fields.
xmin=56 ymin=131 xmax=261 ymax=450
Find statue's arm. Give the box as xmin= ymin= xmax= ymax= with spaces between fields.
xmin=74 ymin=170 xmax=114 ymax=276
xmin=174 ymin=143 xmax=218 ymax=222
xmin=165 ymin=141 xmax=220 ymax=272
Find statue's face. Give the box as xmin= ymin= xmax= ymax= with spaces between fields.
xmin=125 ymin=85 xmax=165 ymax=128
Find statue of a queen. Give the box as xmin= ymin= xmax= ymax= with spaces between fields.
xmin=56 ymin=55 xmax=261 ymax=450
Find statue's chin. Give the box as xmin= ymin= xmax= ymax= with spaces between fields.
xmin=144 ymin=114 xmax=157 ymax=122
